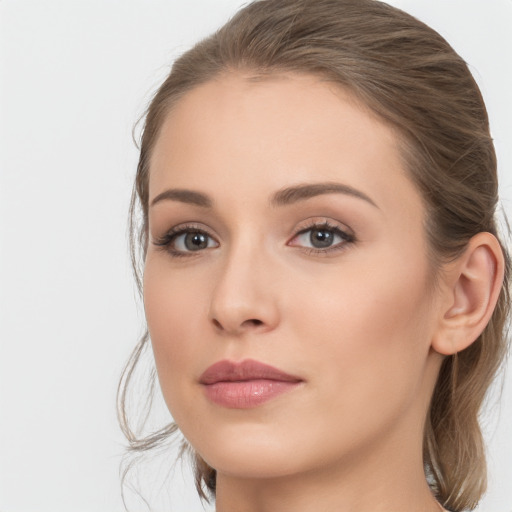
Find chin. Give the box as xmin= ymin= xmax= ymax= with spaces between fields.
xmin=202 ymin=446 xmax=304 ymax=480
xmin=184 ymin=423 xmax=311 ymax=479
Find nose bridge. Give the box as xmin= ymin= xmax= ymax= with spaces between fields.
xmin=209 ymin=230 xmax=279 ymax=334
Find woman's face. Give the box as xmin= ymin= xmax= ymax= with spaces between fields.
xmin=144 ymin=73 xmax=444 ymax=480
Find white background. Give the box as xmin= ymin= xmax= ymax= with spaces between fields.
xmin=0 ymin=1 xmax=511 ymax=511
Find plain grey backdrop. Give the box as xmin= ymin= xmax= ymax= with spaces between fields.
xmin=1 ymin=1 xmax=511 ymax=511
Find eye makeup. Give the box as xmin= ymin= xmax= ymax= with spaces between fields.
xmin=151 ymin=217 xmax=356 ymax=258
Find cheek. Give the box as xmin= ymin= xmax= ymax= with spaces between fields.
xmin=290 ymin=247 xmax=434 ymax=412
xmin=143 ymin=255 xmax=210 ymax=413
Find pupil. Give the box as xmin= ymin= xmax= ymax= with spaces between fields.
xmin=310 ymin=229 xmax=333 ymax=248
xmin=185 ymin=232 xmax=208 ymax=251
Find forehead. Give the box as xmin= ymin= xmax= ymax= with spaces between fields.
xmin=149 ymin=72 xmax=423 ymax=223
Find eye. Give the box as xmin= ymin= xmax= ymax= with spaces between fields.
xmin=289 ymin=221 xmax=355 ymax=253
xmin=153 ymin=225 xmax=219 ymax=256
xmin=174 ymin=231 xmax=217 ymax=252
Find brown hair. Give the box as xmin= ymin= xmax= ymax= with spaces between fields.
xmin=118 ymin=1 xmax=511 ymax=510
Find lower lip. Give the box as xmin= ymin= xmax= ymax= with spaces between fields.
xmin=203 ymin=379 xmax=301 ymax=408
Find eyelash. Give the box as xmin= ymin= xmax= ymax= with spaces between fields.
xmin=152 ymin=220 xmax=356 ymax=258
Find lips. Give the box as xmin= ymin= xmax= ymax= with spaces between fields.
xmin=199 ymin=359 xmax=303 ymax=408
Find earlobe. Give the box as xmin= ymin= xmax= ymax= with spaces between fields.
xmin=432 ymin=232 xmax=505 ymax=356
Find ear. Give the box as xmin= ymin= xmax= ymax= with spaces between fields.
xmin=431 ymin=232 xmax=505 ymax=356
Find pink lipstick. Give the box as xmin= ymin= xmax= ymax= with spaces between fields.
xmin=199 ymin=359 xmax=303 ymax=409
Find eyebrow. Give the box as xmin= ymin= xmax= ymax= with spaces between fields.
xmin=270 ymin=182 xmax=379 ymax=209
xmin=150 ymin=188 xmax=213 ymax=208
xmin=149 ymin=181 xmax=378 ymax=210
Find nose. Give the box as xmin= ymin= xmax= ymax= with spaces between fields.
xmin=208 ymin=243 xmax=280 ymax=336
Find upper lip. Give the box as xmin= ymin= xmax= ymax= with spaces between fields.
xmin=199 ymin=359 xmax=303 ymax=385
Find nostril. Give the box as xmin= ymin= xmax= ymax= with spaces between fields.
xmin=211 ymin=316 xmax=266 ymax=332
xmin=212 ymin=317 xmax=264 ymax=331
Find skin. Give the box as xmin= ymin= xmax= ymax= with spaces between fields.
xmin=143 ymin=73 xmax=501 ymax=512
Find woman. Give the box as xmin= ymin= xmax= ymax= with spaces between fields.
xmin=118 ymin=1 xmax=510 ymax=510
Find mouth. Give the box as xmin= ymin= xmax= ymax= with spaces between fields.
xmin=199 ymin=359 xmax=303 ymax=409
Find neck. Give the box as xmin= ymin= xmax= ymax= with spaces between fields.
xmin=215 ymin=462 xmax=439 ymax=512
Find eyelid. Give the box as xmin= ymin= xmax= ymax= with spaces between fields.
xmin=294 ymin=217 xmax=354 ymax=236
